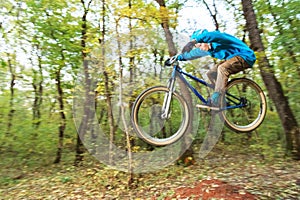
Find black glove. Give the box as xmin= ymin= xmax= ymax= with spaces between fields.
xmin=181 ymin=40 xmax=197 ymax=53
xmin=164 ymin=56 xmax=178 ymax=66
xmin=164 ymin=58 xmax=172 ymax=66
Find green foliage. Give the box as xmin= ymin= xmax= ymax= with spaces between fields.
xmin=0 ymin=88 xmax=77 ymax=169
xmin=254 ymin=0 xmax=300 ymax=122
xmin=0 ymin=1 xmax=299 ymax=196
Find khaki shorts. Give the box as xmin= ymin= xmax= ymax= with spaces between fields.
xmin=207 ymin=56 xmax=251 ymax=92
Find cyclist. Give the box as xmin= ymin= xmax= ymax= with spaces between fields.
xmin=174 ymin=29 xmax=256 ymax=107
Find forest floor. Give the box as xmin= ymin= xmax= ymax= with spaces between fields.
xmin=1 ymin=143 xmax=300 ymax=200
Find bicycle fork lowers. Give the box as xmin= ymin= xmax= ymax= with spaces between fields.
xmin=161 ymin=67 xmax=177 ymax=120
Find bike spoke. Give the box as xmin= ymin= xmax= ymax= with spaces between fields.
xmin=222 ymin=78 xmax=266 ymax=132
xmin=131 ymin=86 xmax=190 ymax=146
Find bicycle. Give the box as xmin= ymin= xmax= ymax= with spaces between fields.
xmin=131 ymin=56 xmax=267 ymax=146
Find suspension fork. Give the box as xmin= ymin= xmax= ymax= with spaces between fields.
xmin=161 ymin=67 xmax=177 ymax=119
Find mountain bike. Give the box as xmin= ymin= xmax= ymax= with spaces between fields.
xmin=131 ymin=56 xmax=267 ymax=146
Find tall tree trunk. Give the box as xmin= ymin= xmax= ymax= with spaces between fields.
xmin=43 ymin=10 xmax=68 ymax=164
xmin=99 ymin=0 xmax=116 ymax=165
xmin=31 ymin=44 xmax=43 ymax=129
xmin=114 ymin=0 xmax=135 ymax=186
xmin=118 ymin=52 xmax=133 ymax=186
xmin=54 ymin=65 xmax=67 ymax=164
xmin=75 ymin=59 xmax=94 ymax=166
xmin=155 ymin=0 xmax=177 ymax=56
xmin=242 ymin=0 xmax=300 ymax=160
xmin=6 ymin=53 xmax=16 ymax=135
xmin=154 ymin=0 xmax=195 ymax=164
xmin=74 ymin=0 xmax=94 ymax=166
xmin=128 ymin=0 xmax=135 ymax=83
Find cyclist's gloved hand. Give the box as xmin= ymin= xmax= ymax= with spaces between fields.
xmin=164 ymin=58 xmax=173 ymax=66
xmin=164 ymin=56 xmax=178 ymax=66
xmin=181 ymin=40 xmax=197 ymax=53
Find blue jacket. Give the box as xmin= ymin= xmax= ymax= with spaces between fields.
xmin=178 ymin=29 xmax=256 ymax=67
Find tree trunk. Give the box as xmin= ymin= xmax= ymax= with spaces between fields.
xmin=155 ymin=0 xmax=177 ymax=56
xmin=242 ymin=0 xmax=300 ymax=160
xmin=118 ymin=55 xmax=134 ymax=186
xmin=98 ymin=0 xmax=116 ymax=165
xmin=74 ymin=0 xmax=94 ymax=166
xmin=54 ymin=66 xmax=66 ymax=164
xmin=31 ymin=44 xmax=43 ymax=129
xmin=124 ymin=0 xmax=134 ymax=185
xmin=74 ymin=60 xmax=93 ymax=166
xmin=155 ymin=0 xmax=195 ymax=164
xmin=6 ymin=53 xmax=16 ymax=136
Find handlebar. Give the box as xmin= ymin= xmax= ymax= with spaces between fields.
xmin=165 ymin=55 xmax=179 ymax=66
xmin=169 ymin=55 xmax=178 ymax=64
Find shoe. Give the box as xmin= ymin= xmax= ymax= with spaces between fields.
xmin=208 ymin=92 xmax=221 ymax=107
xmin=196 ymin=92 xmax=221 ymax=111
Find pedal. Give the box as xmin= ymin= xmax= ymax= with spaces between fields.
xmin=196 ymin=104 xmax=220 ymax=111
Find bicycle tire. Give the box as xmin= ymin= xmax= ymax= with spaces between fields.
xmin=221 ymin=78 xmax=267 ymax=132
xmin=131 ymin=86 xmax=190 ymax=146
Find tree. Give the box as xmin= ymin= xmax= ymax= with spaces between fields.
xmin=155 ymin=0 xmax=177 ymax=56
xmin=0 ymin=3 xmax=19 ymax=136
xmin=30 ymin=43 xmax=44 ymax=129
xmin=5 ymin=53 xmax=16 ymax=136
xmin=201 ymin=0 xmax=220 ymax=30
xmin=241 ymin=0 xmax=300 ymax=160
xmin=74 ymin=0 xmax=94 ymax=166
xmin=154 ymin=0 xmax=195 ymax=165
xmin=25 ymin=0 xmax=83 ymax=163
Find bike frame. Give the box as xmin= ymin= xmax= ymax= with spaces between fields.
xmin=161 ymin=63 xmax=246 ymax=116
xmin=172 ymin=64 xmax=213 ymax=104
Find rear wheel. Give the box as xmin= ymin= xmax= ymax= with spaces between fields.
xmin=222 ymin=78 xmax=267 ymax=132
xmin=131 ymin=86 xmax=190 ymax=146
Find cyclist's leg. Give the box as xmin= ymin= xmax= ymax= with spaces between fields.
xmin=206 ymin=61 xmax=225 ymax=88
xmin=215 ymin=56 xmax=250 ymax=93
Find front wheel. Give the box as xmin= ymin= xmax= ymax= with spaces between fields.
xmin=131 ymin=86 xmax=190 ymax=146
xmin=222 ymin=78 xmax=267 ymax=132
